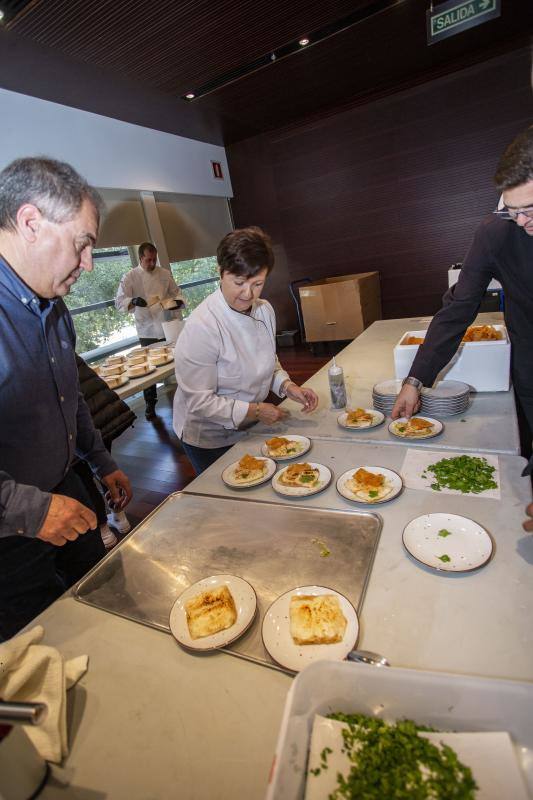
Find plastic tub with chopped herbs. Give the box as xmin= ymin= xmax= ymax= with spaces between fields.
xmin=309 ymin=713 xmax=477 ymax=799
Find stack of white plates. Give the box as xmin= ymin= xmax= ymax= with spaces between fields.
xmin=372 ymin=380 xmax=402 ymax=415
xmin=420 ymin=380 xmax=470 ymax=416
xmin=373 ymin=380 xmax=470 ymax=417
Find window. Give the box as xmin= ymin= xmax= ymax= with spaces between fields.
xmin=171 ymin=256 xmax=220 ymax=317
xmin=67 ymin=251 xmax=221 ymax=355
xmin=65 ymin=247 xmax=136 ymax=353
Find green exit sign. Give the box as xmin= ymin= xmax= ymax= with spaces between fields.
xmin=427 ymin=0 xmax=501 ymax=45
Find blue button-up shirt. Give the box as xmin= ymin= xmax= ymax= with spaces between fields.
xmin=0 ymin=256 xmax=117 ymax=538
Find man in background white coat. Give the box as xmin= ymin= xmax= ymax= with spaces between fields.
xmin=116 ymin=242 xmax=184 ymax=419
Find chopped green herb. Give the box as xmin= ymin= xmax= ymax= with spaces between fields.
xmin=438 ymin=554 xmax=451 ymax=563
xmin=438 ymin=529 xmax=452 ymax=538
xmin=398 ymin=426 xmax=406 ymax=433
xmin=426 ymin=455 xmax=497 ymax=494
xmin=241 ymin=472 xmax=249 ymax=479
xmin=300 ymin=474 xmax=315 ymax=483
xmin=311 ymin=537 xmax=331 ymax=557
xmin=320 ymin=746 xmax=332 ymax=767
xmin=368 ymin=490 xmax=379 ymax=498
xmin=311 ymin=713 xmax=477 ymax=798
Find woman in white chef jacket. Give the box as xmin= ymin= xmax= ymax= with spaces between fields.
xmin=173 ymin=227 xmax=318 ymax=474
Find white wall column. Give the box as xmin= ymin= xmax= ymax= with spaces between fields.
xmin=140 ymin=191 xmax=171 ymax=270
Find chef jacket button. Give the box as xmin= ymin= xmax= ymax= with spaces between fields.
xmin=60 ymin=396 xmax=65 ymax=402
xmin=51 ymin=357 xmax=55 ymax=363
xmin=69 ymin=433 xmax=73 ymax=440
xmin=17 ymin=528 xmax=24 ymax=534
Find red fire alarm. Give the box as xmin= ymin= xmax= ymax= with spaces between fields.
xmin=211 ymin=161 xmax=224 ymax=180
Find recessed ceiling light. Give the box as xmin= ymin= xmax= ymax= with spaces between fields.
xmin=298 ymin=38 xmax=310 ymax=46
xmin=185 ymin=92 xmax=195 ymax=100
xmin=0 ymin=10 xmax=5 ymax=22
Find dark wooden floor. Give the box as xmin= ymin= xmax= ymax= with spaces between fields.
xmin=113 ymin=344 xmax=330 ymax=529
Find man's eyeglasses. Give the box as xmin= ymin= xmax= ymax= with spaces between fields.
xmin=493 ymin=205 xmax=533 ymax=221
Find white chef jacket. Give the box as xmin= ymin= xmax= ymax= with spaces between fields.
xmin=173 ymin=288 xmax=290 ymax=448
xmin=115 ymin=265 xmax=184 ymax=339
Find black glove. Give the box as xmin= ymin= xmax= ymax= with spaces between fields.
xmin=167 ymin=299 xmax=184 ymax=310
xmin=131 ymin=297 xmax=147 ymax=308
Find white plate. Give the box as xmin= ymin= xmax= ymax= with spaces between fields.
xmin=127 ymin=365 xmax=157 ymax=378
xmin=337 ymin=409 xmax=385 ymax=429
xmin=113 ymin=373 xmax=130 ymax=388
xmin=403 ymin=513 xmax=493 ymax=572
xmin=389 ymin=416 xmax=444 ymax=439
xmin=260 ymin=434 xmax=311 ymax=461
xmin=262 ymin=585 xmax=359 ymax=673
xmin=336 ymin=466 xmax=402 ymax=504
xmin=149 ymin=356 xmax=174 ymax=366
xmin=272 ymin=462 xmax=332 ymax=497
xmin=169 ymin=574 xmax=257 ymax=651
xmin=221 ymin=456 xmax=276 ymax=488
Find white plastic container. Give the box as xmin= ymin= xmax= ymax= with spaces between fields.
xmin=267 ymin=660 xmax=533 ymax=800
xmin=161 ymin=318 xmax=184 ymax=344
xmin=393 ymin=325 xmax=510 ymax=392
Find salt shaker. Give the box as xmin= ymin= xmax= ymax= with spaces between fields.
xmin=328 ymin=357 xmax=347 ymax=409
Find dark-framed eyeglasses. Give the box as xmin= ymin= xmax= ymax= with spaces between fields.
xmin=493 ymin=205 xmax=533 ymax=221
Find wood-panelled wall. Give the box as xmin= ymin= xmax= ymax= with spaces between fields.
xmin=228 ymin=47 xmax=532 ymax=331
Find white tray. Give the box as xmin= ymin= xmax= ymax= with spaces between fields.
xmin=266 ymin=660 xmax=533 ymax=799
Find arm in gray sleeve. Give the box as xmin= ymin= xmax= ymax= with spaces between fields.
xmin=0 ymin=471 xmax=51 ymax=539
xmin=409 ymin=221 xmax=495 ymax=387
xmin=75 ymin=393 xmax=119 ymax=479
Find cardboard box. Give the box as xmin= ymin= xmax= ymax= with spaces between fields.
xmin=299 ymin=272 xmax=381 ymax=343
xmin=394 ymin=325 xmax=511 ymax=392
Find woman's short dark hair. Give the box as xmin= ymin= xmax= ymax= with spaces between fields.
xmin=494 ymin=126 xmax=533 ymax=190
xmin=217 ymin=226 xmax=274 ymax=277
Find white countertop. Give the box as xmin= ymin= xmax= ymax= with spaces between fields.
xmin=38 ymin=599 xmax=290 ymax=800
xmin=33 ymin=311 xmax=531 ymax=799
xmin=255 ymin=313 xmax=520 ymax=455
xmin=188 ymin=435 xmax=533 ymax=682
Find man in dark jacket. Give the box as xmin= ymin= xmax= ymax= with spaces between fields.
xmin=0 ymin=157 xmax=133 ymax=640
xmin=392 ymin=126 xmax=533 ymax=467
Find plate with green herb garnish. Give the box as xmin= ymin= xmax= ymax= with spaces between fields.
xmin=402 ymin=513 xmax=493 ymax=572
xmin=336 ymin=466 xmax=402 ymax=504
xmin=272 ymin=462 xmax=332 ymax=497
xmin=389 ymin=416 xmax=443 ymax=439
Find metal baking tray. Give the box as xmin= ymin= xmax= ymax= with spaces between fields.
xmin=74 ymin=492 xmax=382 ymax=671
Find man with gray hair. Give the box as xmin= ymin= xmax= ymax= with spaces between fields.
xmin=0 ymin=156 xmax=132 ymax=640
